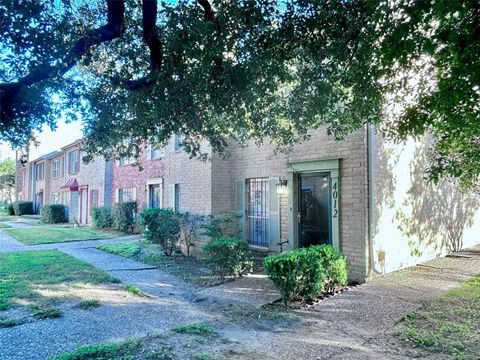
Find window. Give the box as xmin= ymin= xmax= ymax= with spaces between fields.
xmin=35 ymin=163 xmax=45 ymax=181
xmin=148 ymin=184 xmax=162 ymax=208
xmin=90 ymin=189 xmax=99 ymax=208
xmin=117 ymin=188 xmax=136 ymax=203
xmin=119 ymin=156 xmax=134 ymax=166
xmin=170 ymin=134 xmax=181 ymax=152
xmin=149 ymin=145 xmax=164 ymax=160
xmin=52 ymin=160 xmax=59 ymax=179
xmin=60 ymin=191 xmax=69 ymax=205
xmin=69 ymin=150 xmax=79 ymax=174
xmin=51 ymin=193 xmax=59 ymax=204
xmin=246 ymin=178 xmax=269 ymax=247
xmin=62 ymin=156 xmax=66 ymax=176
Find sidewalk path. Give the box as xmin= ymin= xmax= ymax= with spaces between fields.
xmin=1 ymin=226 xmax=479 ymax=360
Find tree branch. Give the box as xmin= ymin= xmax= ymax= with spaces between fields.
xmin=1 ymin=0 xmax=126 ymax=126
xmin=142 ymin=0 xmax=162 ymax=71
xmin=197 ymin=0 xmax=221 ymax=34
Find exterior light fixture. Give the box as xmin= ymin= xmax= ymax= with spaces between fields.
xmin=276 ymin=179 xmax=288 ymax=196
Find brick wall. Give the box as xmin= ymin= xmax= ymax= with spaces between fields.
xmin=212 ymin=128 xmax=369 ymax=282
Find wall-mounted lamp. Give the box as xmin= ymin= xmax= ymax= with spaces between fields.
xmin=276 ymin=179 xmax=288 ymax=196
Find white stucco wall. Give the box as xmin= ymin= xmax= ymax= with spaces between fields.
xmin=371 ymin=135 xmax=480 ymax=274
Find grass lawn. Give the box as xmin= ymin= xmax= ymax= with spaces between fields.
xmin=399 ymin=273 xmax=480 ymax=359
xmin=3 ymin=226 xmax=112 ymax=244
xmin=0 ymin=223 xmax=12 ymax=228
xmin=0 ymin=250 xmax=118 ymax=324
xmin=96 ymin=241 xmax=222 ymax=287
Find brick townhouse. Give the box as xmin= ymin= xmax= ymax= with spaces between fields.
xmin=17 ymin=126 xmax=480 ymax=282
xmin=16 ymin=139 xmax=112 ymax=224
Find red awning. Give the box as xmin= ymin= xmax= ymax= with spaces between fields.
xmin=60 ymin=178 xmax=79 ymax=191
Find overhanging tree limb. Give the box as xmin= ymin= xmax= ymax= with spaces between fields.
xmin=0 ymin=0 xmax=126 ymax=126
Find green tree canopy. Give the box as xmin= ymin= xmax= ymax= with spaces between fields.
xmin=1 ymin=0 xmax=479 ymax=186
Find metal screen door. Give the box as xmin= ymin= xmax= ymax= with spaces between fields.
xmin=246 ymin=178 xmax=269 ymax=247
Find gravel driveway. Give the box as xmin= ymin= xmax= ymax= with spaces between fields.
xmin=1 ymin=227 xmax=479 ymax=360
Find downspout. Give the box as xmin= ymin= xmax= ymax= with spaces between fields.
xmin=367 ymin=123 xmax=383 ymax=277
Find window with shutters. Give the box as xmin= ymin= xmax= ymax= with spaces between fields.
xmin=118 ymin=188 xmax=135 ymax=203
xmin=52 ymin=160 xmax=59 ymax=179
xmin=119 ymin=156 xmax=134 ymax=166
xmin=90 ymin=189 xmax=99 ymax=208
xmin=35 ymin=163 xmax=45 ymax=181
xmin=246 ymin=178 xmax=269 ymax=247
xmin=69 ymin=150 xmax=79 ymax=174
xmin=149 ymin=145 xmax=165 ymax=160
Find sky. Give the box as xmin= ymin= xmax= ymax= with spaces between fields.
xmin=0 ymin=120 xmax=83 ymax=161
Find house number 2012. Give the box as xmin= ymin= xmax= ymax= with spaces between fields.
xmin=332 ymin=181 xmax=338 ymax=218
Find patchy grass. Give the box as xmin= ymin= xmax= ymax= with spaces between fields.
xmin=52 ymin=339 xmax=143 ymax=360
xmin=0 ymin=223 xmax=12 ymax=228
xmin=53 ymin=325 xmax=270 ymax=360
xmin=96 ymin=242 xmax=141 ymax=257
xmin=123 ymin=284 xmax=147 ymax=297
xmin=3 ymin=226 xmax=112 ymax=244
xmin=96 ymin=240 xmax=223 ymax=287
xmin=0 ymin=250 xmax=117 ymax=321
xmin=399 ymin=273 xmax=480 ymax=359
xmin=173 ymin=323 xmax=217 ymax=337
xmin=79 ymin=299 xmax=100 ymax=310
xmin=0 ymin=318 xmax=26 ymax=328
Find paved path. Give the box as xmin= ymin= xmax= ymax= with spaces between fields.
xmin=1 ymin=227 xmax=479 ymax=360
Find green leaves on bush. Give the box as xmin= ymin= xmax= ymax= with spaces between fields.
xmin=264 ymin=245 xmax=348 ymax=304
xmin=6 ymin=203 xmax=14 ymax=215
xmin=204 ymin=237 xmax=253 ymax=278
xmin=12 ymin=201 xmax=33 ymax=216
xmin=90 ymin=206 xmax=112 ymax=229
xmin=113 ymin=202 xmax=137 ymax=234
xmin=40 ymin=204 xmax=67 ymax=224
xmin=310 ymin=245 xmax=348 ymax=293
xmin=139 ymin=208 xmax=180 ymax=256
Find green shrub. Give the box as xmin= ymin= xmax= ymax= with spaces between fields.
xmin=138 ymin=208 xmax=180 ymax=255
xmin=12 ymin=201 xmax=33 ymax=216
xmin=40 ymin=204 xmax=67 ymax=224
xmin=90 ymin=206 xmax=113 ymax=229
xmin=202 ymin=213 xmax=235 ymax=238
xmin=264 ymin=245 xmax=348 ymax=304
xmin=264 ymin=248 xmax=327 ymax=304
xmin=310 ymin=245 xmax=348 ymax=292
xmin=6 ymin=203 xmax=14 ymax=215
xmin=204 ymin=237 xmax=253 ymax=277
xmin=113 ymin=202 xmax=137 ymax=234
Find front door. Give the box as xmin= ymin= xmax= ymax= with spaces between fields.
xmin=298 ymin=172 xmax=331 ymax=247
xmin=80 ymin=189 xmax=88 ymax=224
xmin=149 ymin=184 xmax=161 ymax=208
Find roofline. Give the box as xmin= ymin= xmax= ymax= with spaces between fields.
xmin=61 ymin=139 xmax=83 ymax=151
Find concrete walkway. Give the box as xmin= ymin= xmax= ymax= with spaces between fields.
xmin=1 ymin=226 xmax=479 ymax=359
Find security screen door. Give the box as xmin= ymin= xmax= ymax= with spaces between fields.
xmin=298 ymin=172 xmax=331 ymax=247
xmin=246 ymin=178 xmax=269 ymax=247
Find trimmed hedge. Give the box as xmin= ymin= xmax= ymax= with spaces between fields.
xmin=40 ymin=204 xmax=67 ymax=224
xmin=138 ymin=208 xmax=180 ymax=255
xmin=12 ymin=201 xmax=33 ymax=216
xmin=113 ymin=201 xmax=137 ymax=234
xmin=264 ymin=245 xmax=348 ymax=304
xmin=310 ymin=244 xmax=348 ymax=293
xmin=90 ymin=206 xmax=112 ymax=229
xmin=204 ymin=237 xmax=253 ymax=277
xmin=6 ymin=203 xmax=14 ymax=215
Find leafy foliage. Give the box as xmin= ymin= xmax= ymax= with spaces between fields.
xmin=12 ymin=201 xmax=33 ymax=216
xmin=1 ymin=1 xmax=480 ymax=185
xmin=6 ymin=203 xmax=14 ymax=215
xmin=203 ymin=237 xmax=253 ymax=278
xmin=138 ymin=208 xmax=180 ymax=256
xmin=112 ymin=201 xmax=137 ymax=234
xmin=90 ymin=206 xmax=113 ymax=229
xmin=264 ymin=245 xmax=348 ymax=304
xmin=202 ymin=213 xmax=235 ymax=238
xmin=40 ymin=204 xmax=67 ymax=224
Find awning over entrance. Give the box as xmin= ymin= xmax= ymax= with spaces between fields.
xmin=60 ymin=178 xmax=79 ymax=191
